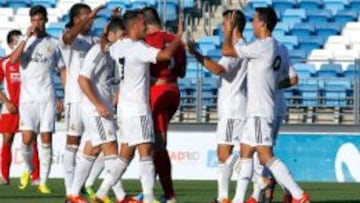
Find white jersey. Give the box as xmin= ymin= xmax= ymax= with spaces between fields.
xmin=235 ymin=37 xmax=285 ymax=119
xmin=60 ymin=33 xmax=98 ymax=103
xmin=109 ymin=38 xmax=160 ymax=117
xmin=275 ymin=65 xmax=297 ymax=117
xmin=20 ymin=35 xmax=64 ymax=103
xmin=79 ymin=44 xmax=116 ymax=112
xmin=217 ymin=39 xmax=248 ymax=119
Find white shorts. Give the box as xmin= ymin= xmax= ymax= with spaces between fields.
xmin=82 ymin=109 xmax=117 ymax=147
xmin=216 ymin=118 xmax=245 ymax=145
xmin=65 ymin=102 xmax=83 ymax=136
xmin=242 ymin=117 xmax=274 ymax=147
xmin=19 ymin=101 xmax=56 ymax=133
xmin=118 ymin=114 xmax=155 ymax=147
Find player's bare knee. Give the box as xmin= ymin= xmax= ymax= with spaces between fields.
xmin=138 ymin=143 xmax=153 ymax=158
xmin=217 ymin=144 xmax=233 ymax=163
xmin=66 ymin=135 xmax=80 ymax=146
xmin=40 ymin=132 xmax=52 ymax=144
xmin=2 ymin=133 xmax=14 ymax=143
xmin=22 ymin=131 xmax=36 ymax=145
xmin=102 ymin=141 xmax=118 ymax=156
xmin=240 ymin=144 xmax=255 ymax=159
xmin=120 ymin=144 xmax=135 ymax=160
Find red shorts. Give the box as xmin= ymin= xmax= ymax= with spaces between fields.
xmin=0 ymin=113 xmax=19 ymax=133
xmin=150 ymin=84 xmax=180 ymax=134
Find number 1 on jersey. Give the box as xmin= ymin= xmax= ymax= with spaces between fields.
xmin=118 ymin=57 xmax=125 ymax=80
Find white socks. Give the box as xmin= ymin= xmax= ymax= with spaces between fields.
xmin=233 ymin=159 xmax=253 ymax=203
xmin=21 ymin=143 xmax=32 ymax=173
xmin=267 ymin=157 xmax=303 ymax=199
xmin=217 ymin=154 xmax=237 ymax=200
xmin=70 ymin=153 xmax=96 ymax=196
xmin=96 ymin=156 xmax=128 ymax=199
xmin=112 ymin=180 xmax=126 ymax=201
xmin=85 ymin=153 xmax=105 ymax=188
xmin=40 ymin=144 xmax=52 ymax=185
xmin=139 ymin=157 xmax=155 ymax=203
xmin=63 ymin=145 xmax=78 ymax=195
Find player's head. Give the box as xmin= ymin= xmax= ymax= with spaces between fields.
xmin=253 ymin=7 xmax=278 ymax=37
xmin=141 ymin=6 xmax=162 ymax=33
xmin=122 ymin=10 xmax=146 ymax=39
xmin=222 ymin=9 xmax=246 ymax=35
xmin=105 ymin=17 xmax=124 ymax=43
xmin=66 ymin=3 xmax=92 ymax=34
xmin=29 ymin=5 xmax=48 ymax=34
xmin=7 ymin=29 xmax=22 ymax=50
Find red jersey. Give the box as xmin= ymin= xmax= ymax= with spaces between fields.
xmin=0 ymin=57 xmax=21 ymax=114
xmin=144 ymin=31 xmax=186 ymax=82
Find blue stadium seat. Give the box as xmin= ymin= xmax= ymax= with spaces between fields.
xmin=31 ymin=0 xmax=56 ymax=8
xmin=298 ymin=35 xmax=324 ymax=53
xmin=316 ymin=22 xmax=342 ymax=39
xmin=291 ymin=22 xmax=315 ymax=37
xmin=307 ymin=9 xmax=332 ymax=23
xmin=343 ymin=64 xmax=359 ymax=78
xmin=186 ymin=69 xmax=198 ymax=78
xmin=349 ymin=0 xmax=360 ymax=9
xmin=274 ymin=22 xmax=290 ymax=33
xmin=273 ymin=29 xmax=286 ymax=39
xmin=47 ymin=22 xmax=65 ymax=38
xmin=277 ymin=35 xmax=298 ymax=50
xmin=0 ymin=48 xmax=5 ymax=57
xmin=297 ymin=84 xmax=320 ymax=106
xmin=323 ymin=0 xmax=347 ymax=15
xmin=183 ymin=0 xmax=195 ymax=9
xmin=198 ymin=36 xmax=221 ymax=46
xmin=298 ymin=0 xmax=322 ymax=9
xmin=106 ymin=0 xmax=129 ymax=10
xmin=248 ymin=0 xmax=272 ymax=8
xmin=187 ymin=61 xmax=198 ymax=71
xmin=317 ymin=63 xmax=343 ymax=78
xmin=158 ymin=1 xmax=178 ymax=23
xmin=0 ymin=0 xmax=6 ymax=6
xmin=333 ymin=10 xmax=358 ymax=24
xmin=294 ymin=63 xmax=316 ymax=78
xmin=97 ymin=8 xmax=117 ymax=19
xmin=243 ymin=9 xmax=254 ymax=21
xmin=282 ymin=9 xmax=307 ymax=28
xmin=206 ymin=49 xmax=221 ymax=61
xmin=91 ymin=17 xmax=108 ymax=37
xmin=133 ymin=0 xmax=156 ymax=6
xmin=6 ymin=0 xmax=31 ymax=8
xmin=202 ymin=78 xmax=219 ymax=91
xmin=272 ymin=0 xmax=295 ymax=14
xmin=289 ymin=49 xmax=308 ymax=61
xmin=323 ymin=82 xmax=348 ymax=107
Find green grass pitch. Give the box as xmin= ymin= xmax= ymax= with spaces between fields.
xmin=0 ymin=179 xmax=360 ymax=202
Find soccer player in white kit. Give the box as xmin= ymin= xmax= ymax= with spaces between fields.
xmin=107 ymin=10 xmax=184 ymax=203
xmin=187 ymin=9 xmax=247 ymax=203
xmin=59 ymin=3 xmax=105 ymax=198
xmin=222 ymin=7 xmax=310 ymax=203
xmin=8 ymin=5 xmax=64 ymax=194
xmin=66 ymin=17 xmax=124 ymax=203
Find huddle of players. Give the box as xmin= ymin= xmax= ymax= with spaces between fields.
xmin=187 ymin=7 xmax=310 ymax=203
xmin=0 ymin=3 xmax=310 ymax=203
xmin=0 ymin=3 xmax=185 ymax=203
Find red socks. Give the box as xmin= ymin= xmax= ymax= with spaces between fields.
xmin=153 ymin=149 xmax=175 ymax=199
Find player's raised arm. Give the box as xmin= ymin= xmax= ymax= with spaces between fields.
xmin=187 ymin=39 xmax=226 ymax=75
xmin=62 ymin=4 xmax=104 ymax=45
xmin=222 ymin=11 xmax=238 ymax=57
xmin=9 ymin=26 xmax=34 ymax=64
xmin=156 ymin=12 xmax=184 ymax=61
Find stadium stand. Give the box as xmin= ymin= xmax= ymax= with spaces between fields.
xmin=0 ymin=0 xmax=359 ymax=124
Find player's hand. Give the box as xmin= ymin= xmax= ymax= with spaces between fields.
xmin=224 ymin=11 xmax=236 ymax=33
xmin=89 ymin=4 xmax=105 ymax=19
xmin=176 ymin=11 xmax=184 ymax=37
xmin=96 ymin=103 xmax=110 ymax=118
xmin=56 ymin=99 xmax=64 ymax=113
xmin=4 ymin=101 xmax=17 ymax=114
xmin=26 ymin=25 xmax=35 ymax=37
xmin=186 ymin=39 xmax=197 ymax=55
xmin=111 ymin=7 xmax=122 ymax=18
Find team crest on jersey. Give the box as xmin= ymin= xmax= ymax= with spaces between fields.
xmin=70 ymin=124 xmax=76 ymax=131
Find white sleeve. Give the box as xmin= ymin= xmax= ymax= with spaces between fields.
xmin=79 ymin=47 xmax=97 ymax=79
xmin=234 ymin=41 xmax=262 ymax=59
xmin=136 ymin=41 xmax=160 ymax=64
xmin=288 ymin=65 xmax=297 ymax=78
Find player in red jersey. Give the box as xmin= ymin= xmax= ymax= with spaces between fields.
xmin=142 ymin=7 xmax=186 ymax=203
xmin=0 ymin=30 xmax=40 ymax=185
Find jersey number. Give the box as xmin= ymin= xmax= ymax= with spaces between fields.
xmin=272 ymin=55 xmax=281 ymax=71
xmin=118 ymin=57 xmax=125 ymax=80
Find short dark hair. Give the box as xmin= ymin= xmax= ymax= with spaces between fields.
xmin=255 ymin=7 xmax=278 ymax=32
xmin=142 ymin=6 xmax=162 ymax=26
xmin=122 ymin=10 xmax=143 ymax=31
xmin=66 ymin=3 xmax=91 ymax=28
xmin=106 ymin=17 xmax=124 ymax=34
xmin=222 ymin=9 xmax=246 ymax=33
xmin=29 ymin=5 xmax=48 ymax=21
xmin=7 ymin=29 xmax=22 ymax=45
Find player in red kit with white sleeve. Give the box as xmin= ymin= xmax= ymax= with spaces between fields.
xmin=0 ymin=30 xmax=40 ymax=185
xmin=142 ymin=7 xmax=186 ymax=203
